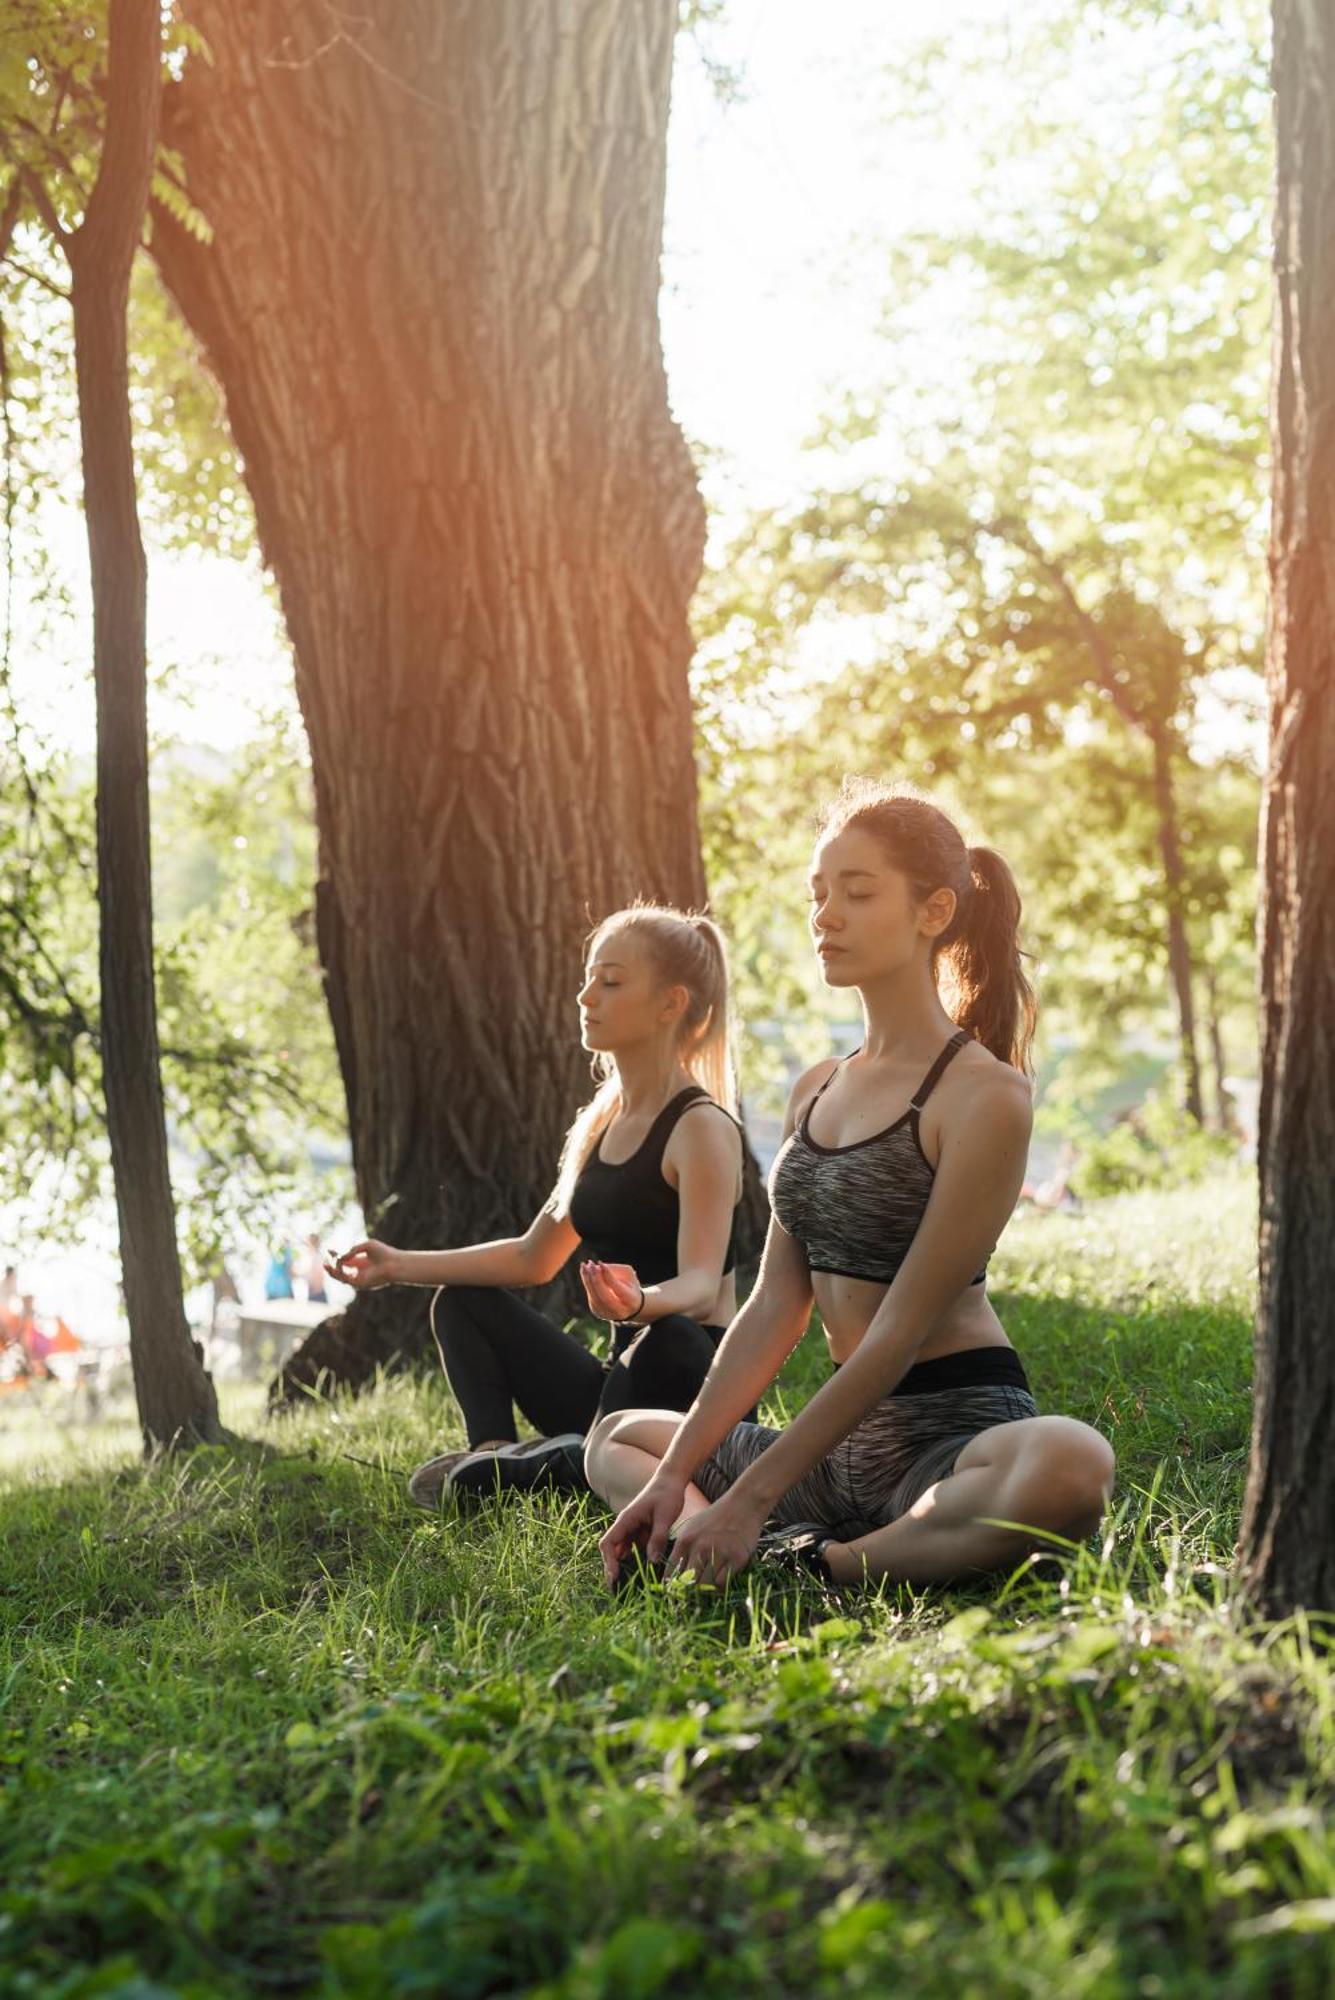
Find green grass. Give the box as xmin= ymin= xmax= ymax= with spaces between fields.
xmin=2 ymin=1165 xmax=1333 ymax=1998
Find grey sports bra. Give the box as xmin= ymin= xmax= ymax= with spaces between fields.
xmin=768 ymin=1030 xmax=988 ymax=1288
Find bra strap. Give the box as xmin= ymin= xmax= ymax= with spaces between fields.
xmin=910 ymin=1030 xmax=971 ymax=1110
xmin=798 ymin=1056 xmax=847 ymax=1134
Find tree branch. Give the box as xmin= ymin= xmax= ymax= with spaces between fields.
xmin=17 ymin=166 xmax=66 ymax=243
xmin=983 ymin=511 xmax=1147 ymax=734
xmin=0 ymin=252 xmax=71 ymax=300
xmin=12 ymin=112 xmax=92 ymax=206
xmin=0 ymin=178 xmax=23 ymax=263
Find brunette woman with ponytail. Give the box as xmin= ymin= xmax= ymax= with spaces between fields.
xmin=327 ymin=907 xmax=746 ymax=1508
xmin=588 ymin=782 xmax=1115 ymax=1588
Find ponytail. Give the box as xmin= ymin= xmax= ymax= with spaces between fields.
xmin=943 ymin=845 xmax=1037 ymax=1074
xmin=681 ymin=913 xmax=740 ymax=1121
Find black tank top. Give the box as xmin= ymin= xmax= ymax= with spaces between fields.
xmin=568 ymin=1087 xmax=742 ymax=1284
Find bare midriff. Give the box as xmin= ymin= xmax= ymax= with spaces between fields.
xmin=814 ymin=1269 xmax=1014 ymax=1369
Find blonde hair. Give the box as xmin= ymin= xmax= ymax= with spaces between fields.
xmin=551 ymin=905 xmax=738 ymax=1217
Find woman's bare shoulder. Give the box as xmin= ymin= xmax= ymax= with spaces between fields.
xmin=942 ymin=1040 xmax=1033 ymax=1133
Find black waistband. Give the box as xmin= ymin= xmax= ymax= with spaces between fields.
xmin=833 ymin=1345 xmax=1030 ymax=1397
xmin=894 ymin=1346 xmax=1029 ymax=1397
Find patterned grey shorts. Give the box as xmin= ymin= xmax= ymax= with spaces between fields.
xmin=694 ymin=1376 xmax=1039 ymax=1543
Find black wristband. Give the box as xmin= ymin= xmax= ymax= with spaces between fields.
xmin=612 ymin=1283 xmax=646 ymax=1325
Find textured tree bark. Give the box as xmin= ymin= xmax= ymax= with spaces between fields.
xmin=151 ymin=2 xmax=720 ymax=1398
xmin=1237 ymin=0 xmax=1335 ymax=1614
xmin=69 ymin=0 xmax=222 ymax=1447
xmin=1148 ymin=726 xmax=1205 ymax=1124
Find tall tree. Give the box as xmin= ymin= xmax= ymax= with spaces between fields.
xmin=149 ymin=1 xmax=710 ymax=1398
xmin=0 ymin=216 xmax=350 ymax=1275
xmin=1236 ymin=0 xmax=1335 ymax=1614
xmin=13 ymin=0 xmax=223 ymax=1445
xmin=695 ymin=0 xmax=1268 ymax=1122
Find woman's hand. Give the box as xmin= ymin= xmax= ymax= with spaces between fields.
xmin=325 ymin=1240 xmax=399 ymax=1290
xmin=599 ymin=1471 xmax=686 ymax=1584
xmin=664 ymin=1490 xmax=768 ymax=1588
xmin=580 ymin=1259 xmax=643 ymax=1323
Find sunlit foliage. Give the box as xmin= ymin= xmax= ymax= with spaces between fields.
xmin=697 ymin=0 xmax=1266 ymax=1122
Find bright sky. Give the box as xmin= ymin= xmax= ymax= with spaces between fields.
xmin=663 ymin=0 xmax=997 ymax=514
xmin=19 ymin=0 xmax=1005 ymax=755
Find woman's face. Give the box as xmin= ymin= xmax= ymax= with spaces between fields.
xmin=577 ymin=933 xmax=684 ymax=1055
xmin=807 ymin=826 xmax=953 ymax=986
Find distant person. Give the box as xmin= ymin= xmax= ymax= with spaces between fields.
xmin=205 ymin=1263 xmax=242 ymax=1356
xmin=587 ymin=783 xmax=1115 ymax=1591
xmin=211 ymin=1261 xmax=241 ymax=1311
xmin=327 ymin=906 xmax=747 ymax=1510
xmin=1 ymin=1264 xmax=20 ymax=1334
xmin=49 ymin=1319 xmax=82 ymax=1359
xmin=18 ymin=1297 xmax=52 ymax=1376
xmin=302 ymin=1234 xmax=328 ymax=1305
xmin=264 ymin=1245 xmax=295 ymax=1301
xmin=1020 ymin=1138 xmax=1078 ymax=1212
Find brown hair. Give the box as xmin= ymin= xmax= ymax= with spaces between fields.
xmin=819 ymin=778 xmax=1037 ymax=1074
xmin=551 ymin=905 xmax=738 ymax=1216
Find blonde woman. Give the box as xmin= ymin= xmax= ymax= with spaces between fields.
xmin=587 ymin=785 xmax=1115 ymax=1589
xmin=327 ymin=907 xmax=746 ymax=1506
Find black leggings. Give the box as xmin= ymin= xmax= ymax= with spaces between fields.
xmin=430 ymin=1285 xmax=729 ymax=1448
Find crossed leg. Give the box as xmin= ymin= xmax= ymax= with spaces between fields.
xmin=584 ymin=1408 xmax=1115 ymax=1587
xmin=820 ymin=1415 xmax=1115 ymax=1585
xmin=584 ymin=1408 xmax=716 ymax=1528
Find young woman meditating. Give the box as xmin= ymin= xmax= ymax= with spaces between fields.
xmin=326 ymin=906 xmax=746 ymax=1508
xmin=586 ymin=783 xmax=1115 ymax=1588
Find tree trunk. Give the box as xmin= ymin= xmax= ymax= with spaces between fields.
xmin=1148 ymin=725 xmax=1205 ymax=1124
xmin=151 ymin=1 xmax=713 ymax=1398
xmin=1204 ymin=964 xmax=1232 ymax=1133
xmin=1237 ymin=0 xmax=1335 ymax=1615
xmin=68 ymin=0 xmax=222 ymax=1448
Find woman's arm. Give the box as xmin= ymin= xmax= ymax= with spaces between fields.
xmin=657 ymin=1211 xmax=815 ymax=1471
xmin=596 ymin=1065 xmax=834 ymax=1572
xmin=596 ymin=1213 xmax=815 ymax=1577
xmin=628 ymin=1104 xmax=743 ymax=1323
xmin=645 ymin=1061 xmax=838 ymax=1467
xmin=328 ymin=1200 xmax=580 ymax=1292
xmin=684 ymin=1069 xmax=1033 ymax=1541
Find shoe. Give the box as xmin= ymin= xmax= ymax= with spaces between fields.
xmin=445 ymin=1433 xmax=588 ymax=1504
xmin=754 ymin=1520 xmax=838 ymax=1581
xmin=407 ymin=1439 xmax=510 ymax=1510
xmin=504 ymin=1434 xmax=583 ymax=1460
